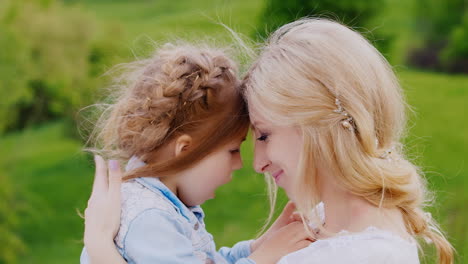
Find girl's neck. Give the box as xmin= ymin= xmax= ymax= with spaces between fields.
xmin=159 ymin=176 xmax=179 ymax=197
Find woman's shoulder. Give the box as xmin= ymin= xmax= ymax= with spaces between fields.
xmin=278 ymin=227 xmax=419 ymax=264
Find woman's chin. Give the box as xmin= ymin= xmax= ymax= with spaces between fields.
xmin=279 ymin=185 xmax=295 ymax=201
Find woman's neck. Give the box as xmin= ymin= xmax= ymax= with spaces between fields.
xmin=319 ymin=172 xmax=408 ymax=238
xmin=320 ymin=180 xmax=363 ymax=232
xmin=322 ymin=190 xmax=373 ymax=233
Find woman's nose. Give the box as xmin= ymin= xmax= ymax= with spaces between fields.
xmin=253 ymin=143 xmax=269 ymax=173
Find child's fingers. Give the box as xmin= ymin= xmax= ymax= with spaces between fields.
xmin=108 ymin=160 xmax=122 ymax=199
xmin=280 ymin=201 xmax=296 ymax=217
xmin=288 ymin=212 xmax=303 ymax=223
xmin=91 ymin=155 xmax=108 ymax=198
xmin=274 ymin=201 xmax=297 ymax=226
xmin=284 ymin=221 xmax=316 ymax=242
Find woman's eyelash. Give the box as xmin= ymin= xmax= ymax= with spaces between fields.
xmin=230 ymin=149 xmax=240 ymax=154
xmin=256 ymin=134 xmax=269 ymax=141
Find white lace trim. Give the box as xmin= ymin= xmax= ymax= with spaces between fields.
xmin=307 ymin=202 xmax=325 ymax=229
xmin=279 ymin=226 xmax=419 ymax=264
xmin=332 ymin=226 xmax=417 ymax=245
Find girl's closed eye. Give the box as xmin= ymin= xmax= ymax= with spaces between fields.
xmin=229 ymin=149 xmax=240 ymax=154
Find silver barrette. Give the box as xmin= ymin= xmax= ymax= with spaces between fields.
xmin=333 ymin=98 xmax=355 ymax=131
xmin=379 ymin=146 xmax=399 ymax=162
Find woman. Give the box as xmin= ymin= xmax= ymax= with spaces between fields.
xmin=83 ymin=19 xmax=453 ymax=264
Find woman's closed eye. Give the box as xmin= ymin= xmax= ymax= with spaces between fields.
xmin=256 ymin=133 xmax=269 ymax=141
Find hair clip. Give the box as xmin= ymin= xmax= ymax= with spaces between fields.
xmin=379 ymin=146 xmax=398 ymax=162
xmin=379 ymin=148 xmax=392 ymax=159
xmin=333 ymin=98 xmax=355 ymax=131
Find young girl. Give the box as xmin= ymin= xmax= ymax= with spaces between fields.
xmin=84 ymin=19 xmax=454 ymax=264
xmin=80 ymin=43 xmax=313 ymax=264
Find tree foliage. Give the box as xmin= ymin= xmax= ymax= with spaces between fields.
xmin=0 ymin=0 xmax=122 ymax=133
xmin=257 ymin=0 xmax=383 ymax=39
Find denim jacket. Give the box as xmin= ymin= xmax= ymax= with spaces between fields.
xmin=81 ymin=160 xmax=255 ymax=264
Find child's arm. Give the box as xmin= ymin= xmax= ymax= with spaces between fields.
xmin=218 ymin=202 xmax=297 ymax=262
xmin=218 ymin=202 xmax=312 ymax=264
xmin=248 ymin=221 xmax=315 ymax=264
xmin=218 ymin=240 xmax=255 ymax=263
xmin=218 ymin=221 xmax=314 ymax=264
xmin=251 ymin=201 xmax=298 ymax=252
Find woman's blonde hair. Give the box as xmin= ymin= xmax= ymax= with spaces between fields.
xmin=243 ymin=18 xmax=453 ymax=264
xmin=87 ymin=42 xmax=249 ymax=180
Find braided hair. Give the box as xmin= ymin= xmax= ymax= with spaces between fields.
xmin=88 ymin=43 xmax=249 ymax=179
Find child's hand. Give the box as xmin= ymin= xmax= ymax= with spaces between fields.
xmin=251 ymin=201 xmax=298 ymax=252
xmin=83 ymin=155 xmax=122 ymax=251
xmin=248 ymin=221 xmax=315 ymax=264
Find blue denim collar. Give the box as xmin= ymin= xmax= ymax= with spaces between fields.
xmin=126 ymin=156 xmax=205 ymax=223
xmin=139 ymin=177 xmax=204 ymax=222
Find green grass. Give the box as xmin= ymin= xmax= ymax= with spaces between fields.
xmin=1 ymin=122 xmax=94 ymax=263
xmin=398 ymin=70 xmax=468 ymax=263
xmin=2 ymin=0 xmax=467 ymax=263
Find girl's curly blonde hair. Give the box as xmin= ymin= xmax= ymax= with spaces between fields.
xmin=87 ymin=42 xmax=249 ymax=180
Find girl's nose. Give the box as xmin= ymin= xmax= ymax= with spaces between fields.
xmin=233 ymin=154 xmax=243 ymax=170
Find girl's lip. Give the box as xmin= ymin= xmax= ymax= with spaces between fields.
xmin=272 ymin=170 xmax=283 ymax=182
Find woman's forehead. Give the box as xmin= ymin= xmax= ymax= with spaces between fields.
xmin=248 ymin=107 xmax=263 ymax=125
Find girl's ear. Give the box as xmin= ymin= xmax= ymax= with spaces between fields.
xmin=174 ymin=134 xmax=192 ymax=157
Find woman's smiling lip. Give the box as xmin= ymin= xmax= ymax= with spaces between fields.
xmin=272 ymin=170 xmax=284 ymax=182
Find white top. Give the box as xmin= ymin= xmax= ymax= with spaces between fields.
xmin=278 ymin=226 xmax=419 ymax=264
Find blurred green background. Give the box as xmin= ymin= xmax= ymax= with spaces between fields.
xmin=1 ymin=0 xmax=467 ymax=263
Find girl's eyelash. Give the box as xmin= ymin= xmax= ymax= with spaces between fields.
xmin=256 ymin=134 xmax=269 ymax=141
xmin=230 ymin=149 xmax=240 ymax=154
